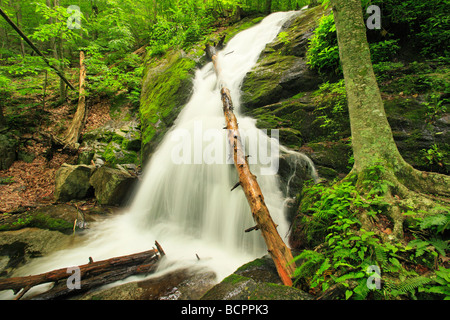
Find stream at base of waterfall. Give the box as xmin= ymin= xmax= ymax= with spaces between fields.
xmin=0 ymin=9 xmax=318 ymax=300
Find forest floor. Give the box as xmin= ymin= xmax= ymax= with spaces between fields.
xmin=0 ymin=72 xmax=113 ymax=213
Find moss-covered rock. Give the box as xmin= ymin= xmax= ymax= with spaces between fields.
xmin=79 ymin=120 xmax=141 ymax=167
xmin=89 ymin=166 xmax=137 ymax=206
xmin=140 ymin=50 xmax=197 ymax=162
xmin=240 ymin=6 xmax=326 ymax=114
xmin=54 ymin=164 xmax=95 ymax=202
xmin=0 ymin=228 xmax=73 ymax=278
xmin=201 ymin=256 xmax=312 ymax=300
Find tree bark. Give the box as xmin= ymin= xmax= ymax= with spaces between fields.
xmin=330 ymin=0 xmax=450 ymax=197
xmin=205 ymin=44 xmax=296 ymax=286
xmin=65 ymin=51 xmax=87 ymax=147
xmin=0 ymin=246 xmax=163 ymax=300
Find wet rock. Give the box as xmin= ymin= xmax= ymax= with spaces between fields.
xmin=54 ymin=164 xmax=95 ymax=202
xmin=79 ymin=267 xmax=217 ymax=300
xmin=89 ymin=166 xmax=137 ymax=206
xmin=240 ymin=6 xmax=325 ymax=114
xmin=201 ymin=256 xmax=313 ymax=300
xmin=0 ymin=228 xmax=73 ymax=278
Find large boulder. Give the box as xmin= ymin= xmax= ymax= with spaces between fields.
xmin=201 ymin=255 xmax=313 ymax=300
xmin=0 ymin=228 xmax=73 ymax=278
xmin=54 ymin=164 xmax=94 ymax=202
xmin=89 ymin=166 xmax=137 ymax=206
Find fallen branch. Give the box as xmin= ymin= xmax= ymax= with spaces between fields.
xmin=205 ymin=42 xmax=296 ymax=286
xmin=0 ymin=243 xmax=164 ymax=300
xmin=0 ymin=8 xmax=75 ymax=91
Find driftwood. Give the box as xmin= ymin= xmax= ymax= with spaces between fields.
xmin=0 ymin=8 xmax=75 ymax=91
xmin=65 ymin=51 xmax=87 ymax=147
xmin=0 ymin=243 xmax=165 ymax=300
xmin=205 ymin=42 xmax=296 ymax=286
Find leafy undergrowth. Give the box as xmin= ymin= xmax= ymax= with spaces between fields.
xmin=292 ymin=164 xmax=450 ymax=300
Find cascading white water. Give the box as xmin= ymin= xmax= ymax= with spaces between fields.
xmin=1 ymin=10 xmax=309 ymax=299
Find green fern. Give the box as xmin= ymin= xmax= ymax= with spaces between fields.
xmin=292 ymin=250 xmax=326 ymax=283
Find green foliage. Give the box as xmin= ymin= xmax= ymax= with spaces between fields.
xmin=368 ymin=39 xmax=400 ymax=63
xmin=294 ymin=163 xmax=449 ymax=300
xmin=421 ymin=144 xmax=449 ymax=172
xmin=369 ymin=0 xmax=450 ymax=58
xmin=306 ymin=14 xmax=340 ymax=75
xmin=311 ymin=79 xmax=348 ymax=139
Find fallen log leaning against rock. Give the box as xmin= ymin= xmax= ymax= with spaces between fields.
xmin=205 ymin=39 xmax=296 ymax=286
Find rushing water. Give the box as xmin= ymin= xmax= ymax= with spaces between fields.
xmin=1 ymin=10 xmax=315 ymax=299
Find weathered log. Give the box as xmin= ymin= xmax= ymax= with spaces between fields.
xmin=0 ymin=244 xmax=164 ymax=300
xmin=205 ymin=43 xmax=296 ymax=286
xmin=30 ymin=261 xmax=159 ymax=300
xmin=65 ymin=51 xmax=87 ymax=147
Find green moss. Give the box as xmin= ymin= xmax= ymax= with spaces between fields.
xmin=235 ymin=258 xmax=266 ymax=273
xmin=221 ymin=274 xmax=249 ymax=285
xmin=0 ymin=212 xmax=73 ymax=232
xmin=102 ymin=141 xmax=138 ymax=166
xmin=140 ymin=50 xmax=196 ymax=157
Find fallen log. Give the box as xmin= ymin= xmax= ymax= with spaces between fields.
xmin=0 ymin=243 xmax=164 ymax=300
xmin=205 ymin=43 xmax=296 ymax=286
xmin=64 ymin=51 xmax=87 ymax=147
xmin=0 ymin=8 xmax=76 ymax=91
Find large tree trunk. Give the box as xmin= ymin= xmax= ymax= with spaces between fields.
xmin=205 ymin=44 xmax=296 ymax=286
xmin=65 ymin=51 xmax=87 ymax=147
xmin=331 ymin=0 xmax=450 ymax=238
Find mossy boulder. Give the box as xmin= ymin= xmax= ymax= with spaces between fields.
xmin=54 ymin=164 xmax=95 ymax=202
xmin=240 ymin=6 xmax=326 ymax=114
xmin=89 ymin=166 xmax=137 ymax=206
xmin=201 ymin=255 xmax=312 ymax=300
xmin=140 ymin=50 xmax=197 ymax=162
xmin=79 ymin=120 xmax=141 ymax=167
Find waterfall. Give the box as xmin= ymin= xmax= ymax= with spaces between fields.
xmin=1 ymin=10 xmax=307 ymax=299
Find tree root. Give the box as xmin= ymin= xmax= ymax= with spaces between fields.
xmin=351 ymin=162 xmax=449 ymax=244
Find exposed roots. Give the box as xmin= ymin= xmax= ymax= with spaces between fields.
xmin=352 ymin=162 xmax=449 ymax=244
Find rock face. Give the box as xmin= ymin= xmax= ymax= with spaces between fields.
xmin=201 ymin=255 xmax=313 ymax=300
xmin=240 ymin=6 xmax=325 ymax=115
xmin=54 ymin=164 xmax=94 ymax=202
xmin=79 ymin=267 xmax=217 ymax=300
xmin=78 ymin=119 xmax=141 ymax=167
xmin=140 ymin=51 xmax=197 ymax=162
xmin=0 ymin=228 xmax=73 ymax=278
xmin=0 ymin=133 xmax=17 ymax=170
xmin=89 ymin=166 xmax=136 ymax=206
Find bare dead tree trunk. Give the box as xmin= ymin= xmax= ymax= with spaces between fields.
xmin=65 ymin=51 xmax=87 ymax=147
xmin=205 ymin=43 xmax=296 ymax=286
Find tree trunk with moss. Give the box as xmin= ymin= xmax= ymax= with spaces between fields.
xmin=331 ymin=0 xmax=449 ymax=237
